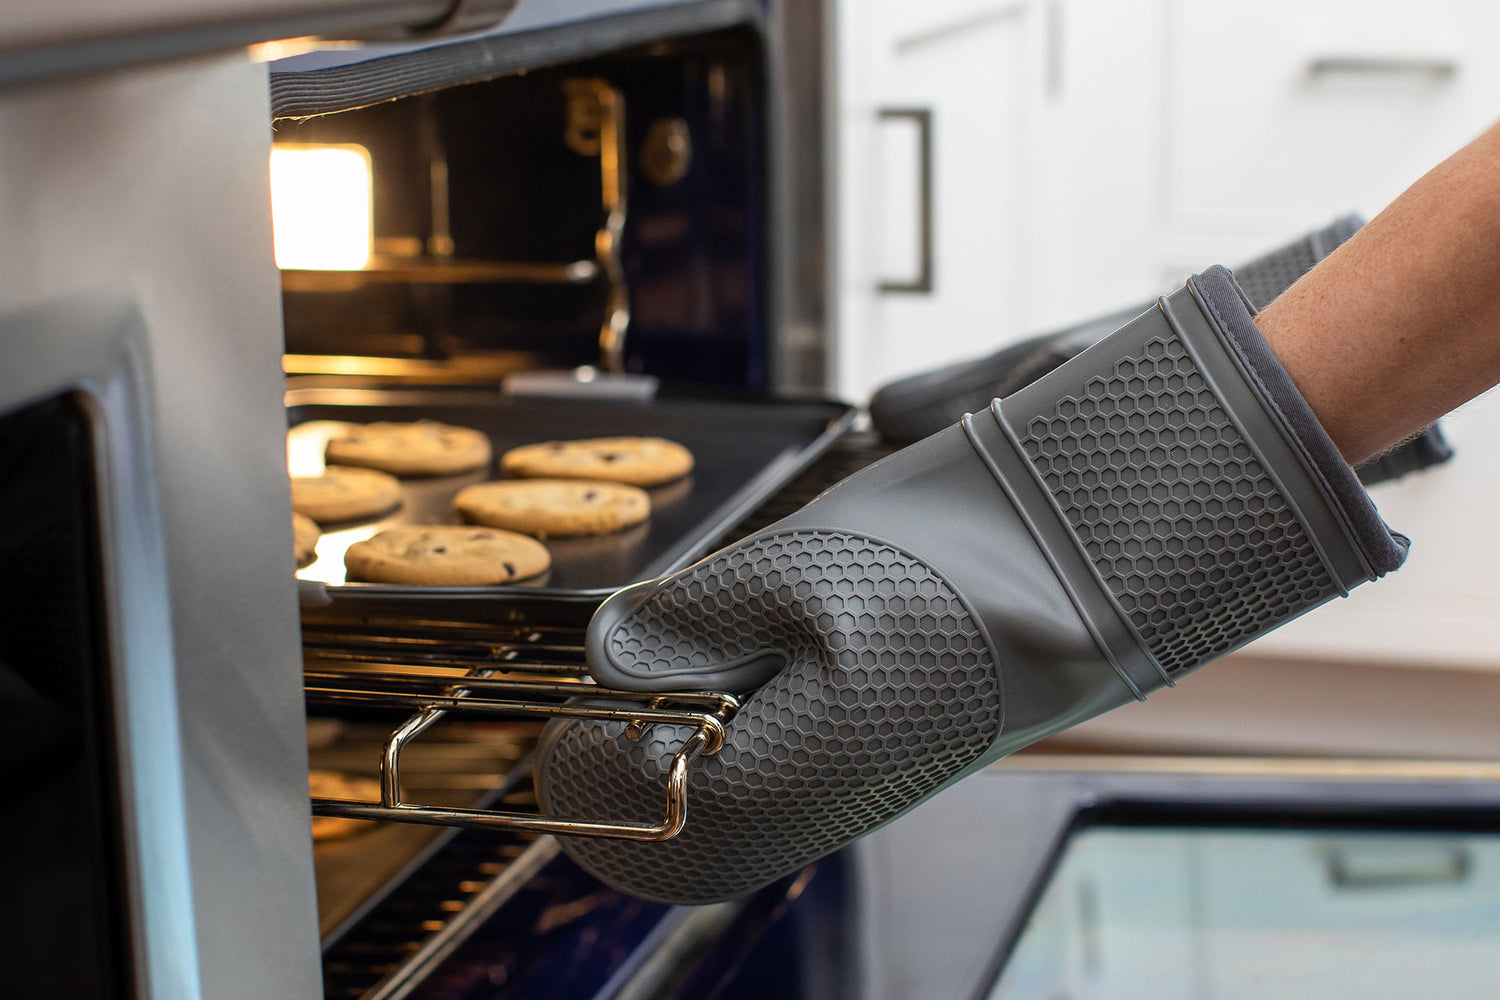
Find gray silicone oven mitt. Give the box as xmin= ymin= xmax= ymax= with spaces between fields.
xmin=536 ymin=267 xmax=1408 ymax=904
xmin=867 ymin=215 xmax=1451 ymax=486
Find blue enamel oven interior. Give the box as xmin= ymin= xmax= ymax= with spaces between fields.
xmin=988 ymin=820 xmax=1500 ymax=999
xmin=276 ymin=26 xmax=768 ymax=389
xmin=391 ymin=848 xmax=852 ymax=1000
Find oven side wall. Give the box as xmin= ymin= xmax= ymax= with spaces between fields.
xmin=0 ymin=54 xmax=320 ymax=998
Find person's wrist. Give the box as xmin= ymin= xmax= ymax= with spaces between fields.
xmin=1185 ymin=267 xmax=1408 ymax=579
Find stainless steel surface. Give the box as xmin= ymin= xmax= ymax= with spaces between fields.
xmin=306 ymin=663 xmax=739 ymax=840
xmin=2 ymin=301 xmax=199 ymax=999
xmin=0 ymin=0 xmax=518 ymax=90
xmin=283 ymin=352 xmax=549 ymax=383
xmin=0 ymin=52 xmax=320 ymax=998
xmin=6 ymin=4 xmax=840 ymax=997
xmin=767 ymin=0 xmax=834 ymax=394
xmin=281 ymin=256 xmax=599 ymax=290
xmin=303 ymin=632 xmax=593 ymax=675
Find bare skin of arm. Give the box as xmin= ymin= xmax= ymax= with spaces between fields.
xmin=1256 ymin=120 xmax=1500 ymax=466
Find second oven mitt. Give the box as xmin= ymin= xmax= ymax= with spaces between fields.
xmin=536 ymin=266 xmax=1408 ymax=904
xmin=867 ymin=214 xmax=1452 ymax=487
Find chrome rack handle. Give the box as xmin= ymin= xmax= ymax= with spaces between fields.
xmin=305 ymin=667 xmax=739 ymax=843
xmin=312 ymin=729 xmax=710 ymax=841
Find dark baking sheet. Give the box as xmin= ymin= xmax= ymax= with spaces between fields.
xmin=288 ymin=388 xmax=855 ymax=600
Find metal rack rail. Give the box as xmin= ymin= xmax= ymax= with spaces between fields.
xmin=305 ymin=647 xmax=738 ymax=842
xmin=279 ymin=77 xmax=632 ymax=375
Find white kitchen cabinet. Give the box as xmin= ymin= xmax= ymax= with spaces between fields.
xmin=835 ymin=0 xmax=1048 ymax=398
xmin=835 ymin=0 xmax=1500 ymax=670
xmin=1161 ymin=0 xmax=1500 ymax=234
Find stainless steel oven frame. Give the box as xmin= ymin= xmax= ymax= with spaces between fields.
xmin=0 ymin=50 xmax=323 ymax=999
xmin=2 ymin=299 xmax=200 ymax=998
xmin=0 ymin=3 xmax=836 ymax=997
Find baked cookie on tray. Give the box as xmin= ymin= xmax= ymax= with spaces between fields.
xmin=500 ymin=436 xmax=692 ymax=487
xmin=291 ymin=465 xmax=403 ymax=524
xmin=293 ymin=512 xmax=321 ymax=568
xmin=454 ymin=479 xmax=651 ymax=539
xmin=324 ymin=420 xmax=492 ymax=477
xmin=344 ymin=525 xmax=550 ymax=585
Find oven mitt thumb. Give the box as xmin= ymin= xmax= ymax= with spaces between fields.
xmin=536 ymin=266 xmax=1408 ymax=904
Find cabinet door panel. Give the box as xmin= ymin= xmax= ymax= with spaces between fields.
xmin=1164 ymin=0 xmax=1500 ymax=228
xmin=838 ymin=0 xmax=1039 ymax=397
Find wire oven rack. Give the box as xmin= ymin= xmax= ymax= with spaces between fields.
xmin=304 ymin=620 xmax=739 ymax=843
xmin=303 ymin=431 xmax=895 ymax=844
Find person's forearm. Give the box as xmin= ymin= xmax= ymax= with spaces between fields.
xmin=1255 ymin=120 xmax=1500 ymax=466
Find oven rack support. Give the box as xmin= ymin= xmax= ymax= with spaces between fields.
xmin=277 ymin=77 xmax=632 ymax=374
xmin=305 ymin=663 xmax=739 ymax=842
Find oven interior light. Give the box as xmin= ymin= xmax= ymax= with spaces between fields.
xmin=270 ymin=144 xmax=373 ymax=270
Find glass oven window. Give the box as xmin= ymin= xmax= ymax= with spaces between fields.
xmin=988 ymin=825 xmax=1500 ymax=999
xmin=0 ymin=393 xmax=129 ymax=997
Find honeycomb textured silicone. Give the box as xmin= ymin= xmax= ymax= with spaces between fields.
xmin=538 ymin=528 xmax=1003 ymax=903
xmin=1019 ymin=333 xmax=1337 ymax=676
xmin=1233 ymin=233 xmax=1320 ymax=310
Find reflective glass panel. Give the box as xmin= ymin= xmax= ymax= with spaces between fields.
xmin=990 ymin=825 xmax=1500 ymax=999
xmin=0 ymin=394 xmax=126 ymax=997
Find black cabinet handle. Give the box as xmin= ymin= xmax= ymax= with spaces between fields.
xmin=877 ymin=107 xmax=935 ymax=294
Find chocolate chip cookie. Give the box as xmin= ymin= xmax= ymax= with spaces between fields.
xmin=325 ymin=420 xmax=492 ymax=477
xmin=500 ymin=436 xmax=692 ymax=487
xmin=343 ymin=525 xmax=551 ymax=585
xmin=454 ymin=479 xmax=651 ymax=538
xmin=291 ymin=465 xmax=403 ymax=524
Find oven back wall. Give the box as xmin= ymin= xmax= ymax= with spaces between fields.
xmin=0 ymin=54 xmax=320 ymax=998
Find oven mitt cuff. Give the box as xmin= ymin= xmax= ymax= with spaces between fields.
xmin=536 ymin=268 xmax=1406 ymax=904
xmin=1186 ymin=265 xmax=1409 ymax=575
xmin=990 ymin=265 xmax=1406 ymax=685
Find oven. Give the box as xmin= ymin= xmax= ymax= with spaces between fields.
xmin=263 ymin=8 xmax=890 ymax=995
xmin=2 ymin=2 xmax=871 ymax=998
xmin=9 ymin=3 xmax=1500 ymax=999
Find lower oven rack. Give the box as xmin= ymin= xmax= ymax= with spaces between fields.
xmin=305 ymin=654 xmax=738 ymax=843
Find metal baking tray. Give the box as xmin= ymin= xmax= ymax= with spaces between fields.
xmin=289 ymin=387 xmax=856 ymax=606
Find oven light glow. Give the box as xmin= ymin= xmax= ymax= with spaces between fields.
xmin=270 ymin=144 xmax=373 ymax=270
